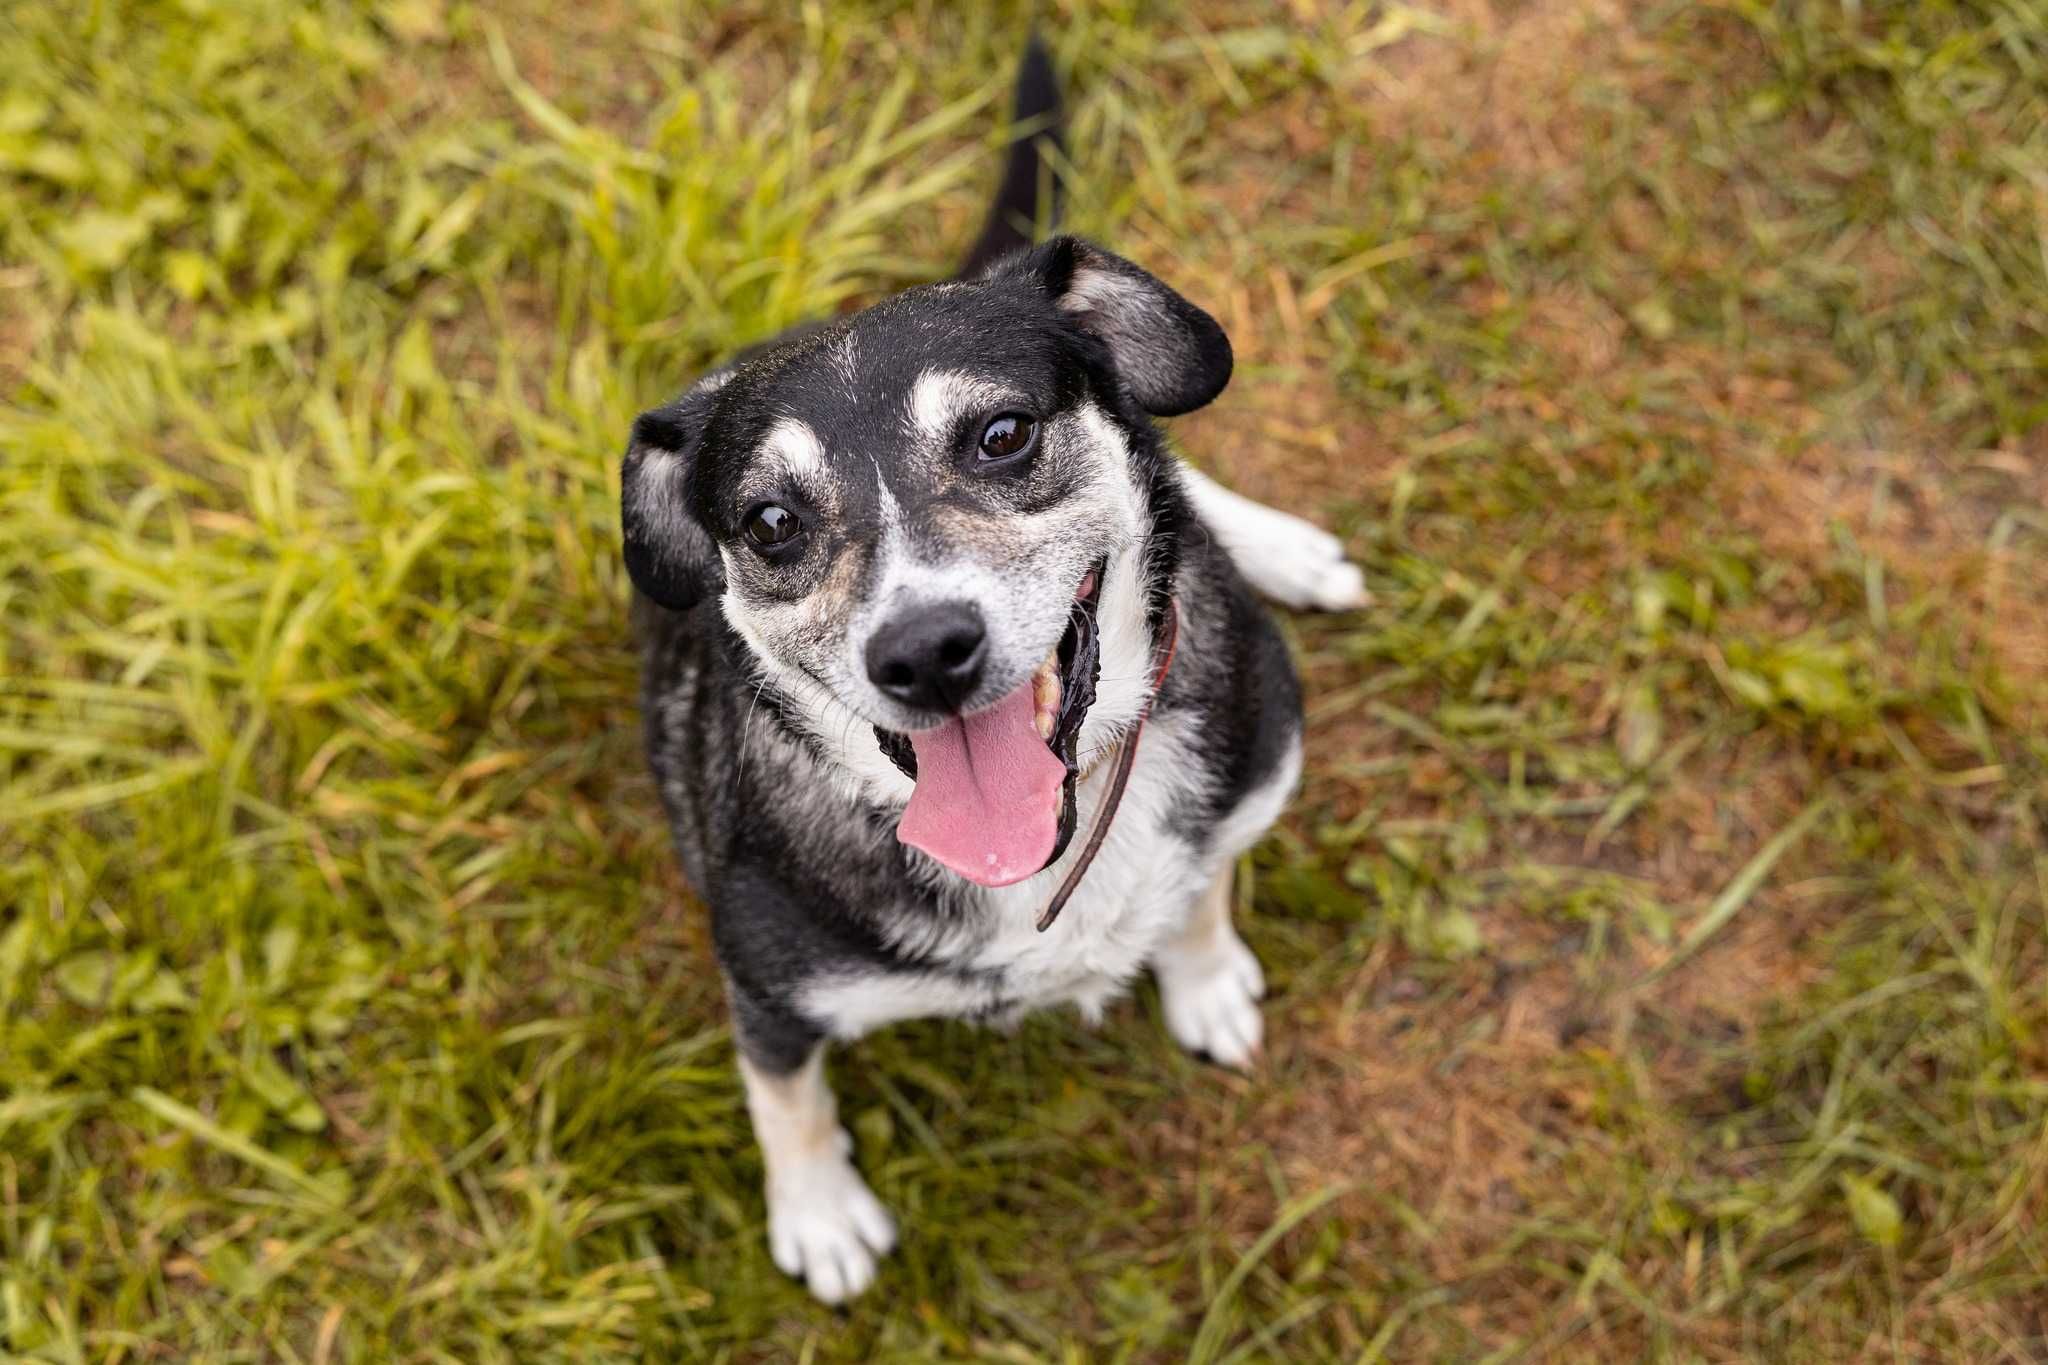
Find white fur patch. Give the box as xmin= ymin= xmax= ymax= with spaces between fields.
xmin=1153 ymin=865 xmax=1267 ymax=1068
xmin=804 ymin=969 xmax=997 ymax=1040
xmin=757 ymin=417 xmax=827 ymax=481
xmin=629 ymin=448 xmax=691 ymax=542
xmin=904 ymin=369 xmax=1024 ymax=449
xmin=739 ymin=1051 xmax=897 ymax=1304
xmin=869 ymin=456 xmax=905 ymax=536
xmin=717 ymin=590 xmax=916 ymax=806
xmin=1207 ymin=731 xmax=1302 ymax=861
xmin=1058 ymin=263 xmax=1150 ymax=318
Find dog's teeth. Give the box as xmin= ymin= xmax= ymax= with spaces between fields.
xmin=1033 ymin=657 xmax=1061 ymax=740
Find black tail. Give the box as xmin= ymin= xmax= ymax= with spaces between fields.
xmin=959 ymin=34 xmax=1062 ymax=278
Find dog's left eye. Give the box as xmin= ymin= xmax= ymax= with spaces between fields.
xmin=978 ymin=413 xmax=1038 ymax=465
xmin=743 ymin=503 xmax=804 ymax=552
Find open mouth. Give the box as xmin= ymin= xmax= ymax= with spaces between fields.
xmin=876 ymin=559 xmax=1105 ymax=887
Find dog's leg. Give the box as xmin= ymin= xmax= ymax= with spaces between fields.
xmin=1152 ymin=863 xmax=1267 ymax=1069
xmin=1180 ymin=465 xmax=1370 ymax=611
xmin=738 ymin=1044 xmax=897 ymax=1304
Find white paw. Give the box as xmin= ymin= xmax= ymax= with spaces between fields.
xmin=1221 ymin=505 xmax=1370 ymax=612
xmin=1156 ymin=933 xmax=1267 ymax=1070
xmin=765 ymin=1140 xmax=897 ymax=1305
xmin=1267 ymin=553 xmax=1370 ymax=612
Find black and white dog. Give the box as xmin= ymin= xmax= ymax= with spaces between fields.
xmin=621 ymin=40 xmax=1366 ymax=1303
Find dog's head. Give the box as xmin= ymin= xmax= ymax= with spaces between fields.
xmin=622 ymin=237 xmax=1229 ymax=888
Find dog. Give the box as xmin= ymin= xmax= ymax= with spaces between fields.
xmin=621 ymin=38 xmax=1367 ymax=1304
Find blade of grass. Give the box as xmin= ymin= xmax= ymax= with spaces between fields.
xmin=1187 ymin=1182 xmax=1352 ymax=1365
xmin=1638 ymin=796 xmax=1834 ymax=985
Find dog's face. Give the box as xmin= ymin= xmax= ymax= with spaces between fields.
xmin=622 ymin=238 xmax=1230 ymax=887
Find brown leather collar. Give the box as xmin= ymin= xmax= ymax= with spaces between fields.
xmin=1036 ymin=600 xmax=1181 ymax=932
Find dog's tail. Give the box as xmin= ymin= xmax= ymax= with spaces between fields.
xmin=958 ymin=34 xmax=1062 ymax=278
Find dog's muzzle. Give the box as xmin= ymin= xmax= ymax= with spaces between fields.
xmin=876 ymin=560 xmax=1105 ymax=886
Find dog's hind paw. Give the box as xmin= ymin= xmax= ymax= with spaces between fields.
xmin=1156 ymin=931 xmax=1266 ymax=1070
xmin=1235 ymin=507 xmax=1370 ymax=612
xmin=1188 ymin=475 xmax=1371 ymax=612
xmin=1265 ymin=551 xmax=1370 ymax=613
xmin=766 ymin=1142 xmax=898 ymax=1305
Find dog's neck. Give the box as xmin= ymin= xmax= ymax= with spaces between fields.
xmin=1034 ymin=595 xmax=1180 ymax=930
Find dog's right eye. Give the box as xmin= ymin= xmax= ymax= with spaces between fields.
xmin=743 ymin=503 xmax=804 ymax=553
xmin=977 ymin=413 xmax=1038 ymax=466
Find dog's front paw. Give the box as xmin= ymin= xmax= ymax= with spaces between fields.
xmin=766 ymin=1140 xmax=898 ymax=1305
xmin=1155 ymin=932 xmax=1267 ymax=1070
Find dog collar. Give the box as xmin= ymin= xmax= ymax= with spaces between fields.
xmin=1035 ymin=599 xmax=1181 ymax=932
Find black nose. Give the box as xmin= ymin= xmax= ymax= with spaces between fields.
xmin=865 ymin=602 xmax=987 ymax=712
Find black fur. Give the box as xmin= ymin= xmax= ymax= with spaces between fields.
xmin=620 ymin=386 xmax=725 ymax=611
xmin=626 ymin=42 xmax=1300 ymax=1081
xmin=994 ymin=237 xmax=1234 ymax=416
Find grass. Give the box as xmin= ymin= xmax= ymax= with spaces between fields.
xmin=3 ymin=0 xmax=2045 ymax=1359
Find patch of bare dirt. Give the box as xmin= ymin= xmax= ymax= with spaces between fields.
xmin=360 ymin=0 xmax=679 ymax=136
xmin=1333 ymin=0 xmax=1659 ymax=179
xmin=1110 ymin=875 xmax=1822 ymax=1357
xmin=1725 ymin=435 xmax=2048 ymax=706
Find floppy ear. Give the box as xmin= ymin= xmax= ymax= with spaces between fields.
xmin=621 ymin=382 xmax=725 ymax=611
xmin=1018 ymin=235 xmax=1233 ymax=417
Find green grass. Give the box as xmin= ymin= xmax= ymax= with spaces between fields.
xmin=4 ymin=0 xmax=2046 ymax=1359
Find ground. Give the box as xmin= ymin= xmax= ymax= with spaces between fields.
xmin=2 ymin=1 xmax=2046 ymax=1360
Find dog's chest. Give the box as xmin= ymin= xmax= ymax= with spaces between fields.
xmin=965 ymin=717 xmax=1209 ymax=996
xmin=968 ymin=814 xmax=1206 ymax=1020
xmin=803 ymin=720 xmax=1215 ymax=1039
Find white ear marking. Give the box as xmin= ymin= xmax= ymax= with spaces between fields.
xmin=1058 ymin=264 xmax=1148 ymax=317
xmin=625 ymin=447 xmax=696 ymax=546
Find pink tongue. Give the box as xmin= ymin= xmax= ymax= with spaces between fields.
xmin=898 ymin=677 xmax=1067 ymax=887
